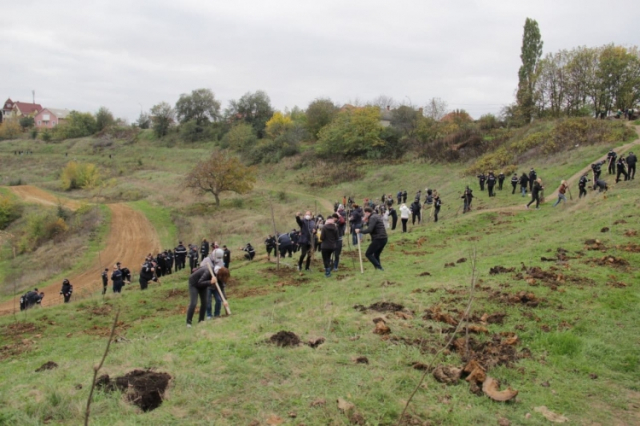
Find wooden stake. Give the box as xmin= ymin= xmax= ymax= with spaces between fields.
xmin=269 ymin=199 xmax=279 ymax=270
xmin=357 ymin=234 xmax=364 ymax=274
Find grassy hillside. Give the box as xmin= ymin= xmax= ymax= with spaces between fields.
xmin=0 ymin=122 xmax=639 ymax=424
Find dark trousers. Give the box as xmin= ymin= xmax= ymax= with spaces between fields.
xmin=63 ymin=294 xmax=71 ymax=303
xmin=608 ymin=161 xmax=615 ymax=174
xmin=512 ymin=183 xmax=517 ymax=194
xmin=498 ymin=179 xmax=504 ymax=190
xmin=139 ymin=277 xmax=149 ymax=290
xmin=279 ymin=245 xmax=292 ymax=258
xmin=206 ymin=284 xmax=226 ymax=317
xmin=616 ymin=168 xmax=628 ymax=182
xmin=102 ymin=283 xmax=107 ymax=295
xmin=112 ymin=281 xmax=123 ymax=293
xmin=187 ymin=284 xmax=208 ymax=325
xmin=298 ymin=244 xmax=312 ymax=270
xmin=391 ymin=216 xmax=397 ymax=230
xmin=488 ymin=184 xmax=495 ymax=197
xmin=579 ymin=186 xmax=587 ymax=198
xmin=176 ymin=256 xmax=186 ymax=271
xmin=434 ymin=207 xmax=440 ymax=222
xmin=401 ymin=218 xmax=408 ymax=232
xmin=527 ymin=194 xmax=540 ymax=208
xmin=333 ymin=241 xmax=342 ymax=270
xmin=321 ymin=248 xmax=335 ymax=270
xmin=628 ymin=164 xmax=636 ymax=179
xmin=479 ymin=181 xmax=485 ymax=191
xmin=397 ymin=197 xmax=401 ymax=204
xmin=411 ymin=212 xmax=420 ymax=225
xmin=365 ymin=238 xmax=387 ymax=270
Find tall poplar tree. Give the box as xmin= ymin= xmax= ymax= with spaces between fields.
xmin=516 ymin=18 xmax=544 ymax=124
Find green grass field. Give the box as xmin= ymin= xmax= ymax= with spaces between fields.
xmin=0 ymin=125 xmax=639 ymax=425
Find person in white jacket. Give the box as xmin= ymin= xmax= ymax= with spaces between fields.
xmin=399 ymin=204 xmax=411 ymax=233
xmin=382 ymin=209 xmax=390 ymax=229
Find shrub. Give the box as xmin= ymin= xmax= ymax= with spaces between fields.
xmin=61 ymin=161 xmax=101 ymax=190
xmin=18 ymin=212 xmax=69 ymax=252
xmin=0 ymin=195 xmax=22 ymax=229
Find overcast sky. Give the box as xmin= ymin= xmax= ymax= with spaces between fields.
xmin=1 ymin=0 xmax=638 ymax=121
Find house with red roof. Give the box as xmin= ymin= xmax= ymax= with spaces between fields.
xmin=1 ymin=98 xmax=15 ymax=123
xmin=12 ymin=101 xmax=43 ymax=118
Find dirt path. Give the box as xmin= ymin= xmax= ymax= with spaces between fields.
xmin=0 ymin=186 xmax=161 ymax=315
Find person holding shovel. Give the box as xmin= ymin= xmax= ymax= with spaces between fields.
xmin=355 ymin=207 xmax=388 ymax=271
xmin=206 ymin=266 xmax=230 ymax=319
xmin=553 ymin=180 xmax=569 ymax=207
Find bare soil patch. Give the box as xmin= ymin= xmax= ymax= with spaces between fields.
xmin=268 ymin=331 xmax=301 ymax=347
xmin=96 ymin=369 xmax=171 ymax=412
xmin=35 ymin=361 xmax=58 ymax=372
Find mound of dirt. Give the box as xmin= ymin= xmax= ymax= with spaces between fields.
xmin=355 ymin=357 xmax=369 ymax=364
xmin=433 ymin=365 xmax=462 ymax=384
xmin=492 ymin=291 xmax=540 ymax=307
xmin=586 ymin=255 xmax=630 ymax=268
xmin=624 ymin=230 xmax=638 ymax=237
xmin=307 ymin=337 xmax=325 ymax=348
xmin=368 ymin=302 xmax=404 ymax=312
xmin=444 ymin=262 xmax=455 ymax=268
xmin=456 ymin=258 xmax=467 ymax=264
xmin=618 ymin=243 xmax=640 ymax=253
xmin=601 ymin=227 xmax=610 ymax=233
xmin=418 ymin=271 xmax=431 ymax=276
xmin=96 ymin=370 xmax=171 ymax=411
xmin=35 ymin=361 xmax=58 ymax=372
xmin=489 ymin=266 xmax=515 ymax=275
xmin=585 ymin=239 xmax=607 ymax=251
xmin=423 ymin=306 xmax=459 ymax=326
xmin=269 ymin=331 xmax=301 ymax=347
xmin=450 ymin=333 xmax=526 ymax=370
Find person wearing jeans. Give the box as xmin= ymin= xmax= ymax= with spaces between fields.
xmin=356 ymin=207 xmax=388 ymax=271
xmin=553 ymin=180 xmax=569 ymax=207
xmin=206 ymin=267 xmax=229 ymax=318
xmin=320 ymin=216 xmax=339 ymax=277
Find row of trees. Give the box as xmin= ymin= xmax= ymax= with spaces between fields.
xmin=513 ymin=18 xmax=639 ymax=123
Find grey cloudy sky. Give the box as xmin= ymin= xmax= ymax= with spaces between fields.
xmin=1 ymin=0 xmax=638 ymax=121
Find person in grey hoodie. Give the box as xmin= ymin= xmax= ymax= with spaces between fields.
xmin=356 ymin=207 xmax=388 ymax=271
xmin=320 ymin=216 xmax=339 ymax=277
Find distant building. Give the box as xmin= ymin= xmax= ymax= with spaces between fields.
xmin=34 ymin=108 xmax=71 ymax=129
xmin=1 ymin=98 xmax=15 ymax=123
xmin=10 ymin=101 xmax=43 ymax=119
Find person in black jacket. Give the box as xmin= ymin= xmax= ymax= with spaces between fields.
xmin=528 ymin=169 xmax=537 ymax=192
xmin=498 ymin=172 xmax=505 ymax=190
xmin=200 ymin=239 xmax=210 ymax=262
xmin=526 ymin=178 xmax=544 ymax=209
xmin=101 ymin=268 xmax=109 ymax=295
xmin=174 ymin=242 xmax=187 ymax=271
xmin=60 ymin=279 xmax=73 ymax=303
xmin=578 ymin=173 xmax=589 ymax=198
xmin=433 ymin=193 xmax=442 ymax=222
xmin=320 ymin=216 xmax=339 ymax=277
xmin=139 ymin=258 xmax=155 ymax=290
xmin=410 ymin=199 xmax=421 ymax=225
xmin=333 ymin=212 xmax=346 ymax=271
xmin=607 ymin=149 xmax=617 ymax=174
xmin=616 ymin=157 xmax=629 ymax=182
xmin=186 ymin=266 xmax=216 ymax=327
xmin=519 ymin=173 xmax=529 ymax=197
xmin=487 ymin=171 xmax=497 ymax=197
xmin=356 ymin=207 xmax=388 ymax=271
xmin=389 ymin=207 xmax=398 ymax=230
xmin=627 ymin=152 xmax=637 ymax=180
xmin=402 ymin=190 xmax=408 ymax=203
xmin=511 ymin=173 xmax=519 ymax=194
xmin=242 ymin=243 xmax=255 ymax=260
xmin=265 ymin=235 xmax=276 ymax=261
xmin=111 ymin=265 xmax=124 ymax=293
xmin=188 ymin=245 xmax=199 ymax=271
xmin=20 ymin=290 xmax=44 ymax=311
xmin=117 ymin=262 xmax=131 ymax=284
xmin=477 ymin=172 xmax=486 ymax=191
xmin=278 ymin=232 xmax=293 ymax=258
xmin=222 ymin=245 xmax=231 ymax=269
xmin=594 ymin=179 xmax=608 ymax=192
xmin=349 ymin=205 xmax=363 ymax=246
xmin=462 ymin=187 xmax=473 ymax=213
xmin=296 ymin=211 xmax=316 ymax=271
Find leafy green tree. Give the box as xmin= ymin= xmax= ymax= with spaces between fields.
xmin=175 ymin=88 xmax=221 ymax=125
xmin=225 ymin=91 xmax=274 ymax=138
xmin=150 ymin=102 xmax=174 ymax=138
xmin=516 ymin=18 xmax=544 ymax=124
xmin=0 ymin=194 xmax=22 ymax=229
xmin=317 ymin=106 xmax=383 ymax=159
xmin=221 ymin=123 xmax=257 ymax=152
xmin=95 ymin=106 xmax=115 ymax=131
xmin=19 ymin=116 xmax=35 ymax=129
xmin=54 ymin=111 xmax=97 ymax=139
xmin=184 ymin=150 xmax=256 ymax=206
xmin=305 ymin=98 xmax=338 ymax=139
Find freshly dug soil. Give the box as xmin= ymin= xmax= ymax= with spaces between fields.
xmin=35 ymin=361 xmax=58 ymax=372
xmin=367 ymin=302 xmax=405 ymax=312
xmin=269 ymin=331 xmax=301 ymax=347
xmin=96 ymin=369 xmax=171 ymax=412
